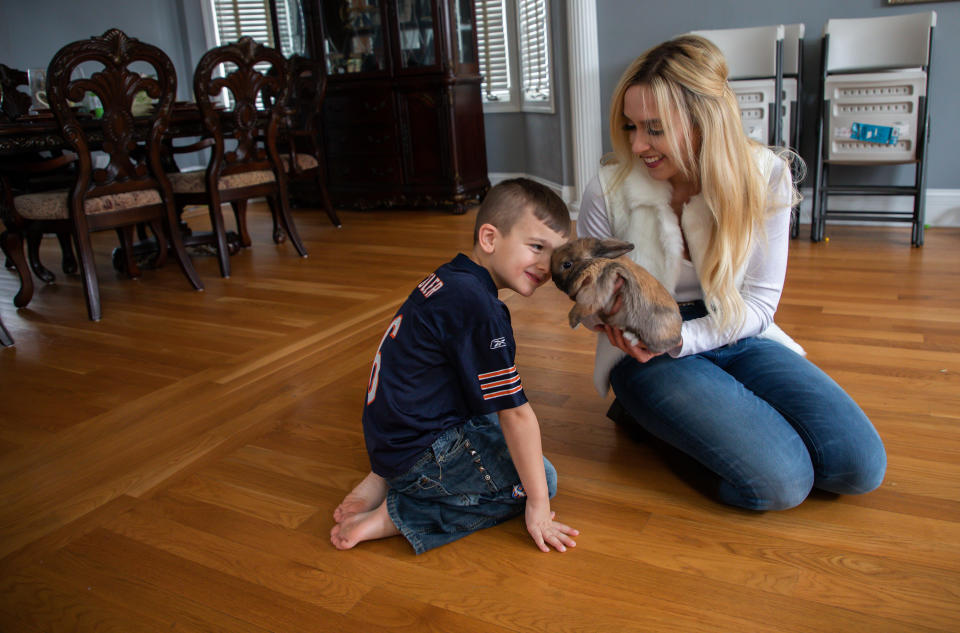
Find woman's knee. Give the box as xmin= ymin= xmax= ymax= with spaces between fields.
xmin=818 ymin=433 xmax=887 ymax=495
xmin=763 ymin=469 xmax=815 ymax=510
xmin=720 ymin=456 xmax=815 ymax=511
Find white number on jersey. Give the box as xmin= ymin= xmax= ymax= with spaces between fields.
xmin=366 ymin=315 xmax=403 ymax=405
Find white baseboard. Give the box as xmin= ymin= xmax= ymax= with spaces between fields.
xmin=488 ymin=173 xmax=578 ymax=217
xmin=798 ymin=187 xmax=960 ymax=227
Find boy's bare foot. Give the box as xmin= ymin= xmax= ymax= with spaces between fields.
xmin=333 ymin=471 xmax=389 ymax=522
xmin=330 ymin=500 xmax=400 ymax=550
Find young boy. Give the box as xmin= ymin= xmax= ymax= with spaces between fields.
xmin=330 ymin=178 xmax=579 ymax=555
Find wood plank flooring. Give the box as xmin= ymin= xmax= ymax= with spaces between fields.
xmin=1 ymin=203 xmax=958 ymax=632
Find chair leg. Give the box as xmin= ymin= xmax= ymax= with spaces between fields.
xmin=266 ymin=197 xmax=285 ymax=244
xmin=207 ymin=196 xmax=231 ymax=278
xmin=273 ymin=187 xmax=308 ymax=258
xmin=149 ymin=220 xmax=168 ymax=268
xmin=73 ymin=230 xmax=103 ymax=321
xmin=26 ymin=227 xmax=56 ymax=283
xmin=913 ymin=192 xmax=925 ymax=247
xmin=231 ymin=200 xmax=252 ymax=247
xmin=115 ymin=227 xmax=141 ymax=278
xmin=0 ymin=313 xmax=12 ymax=347
xmin=57 ymin=231 xmax=77 ymax=274
xmin=315 ymin=170 xmax=341 ymax=228
xmin=1 ymin=229 xmax=35 ymax=309
xmin=162 ymin=206 xmax=204 ymax=292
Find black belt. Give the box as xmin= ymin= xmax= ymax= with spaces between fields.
xmin=677 ymin=299 xmax=707 ymax=321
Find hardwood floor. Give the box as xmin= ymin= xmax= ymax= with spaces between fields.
xmin=1 ymin=203 xmax=958 ymax=632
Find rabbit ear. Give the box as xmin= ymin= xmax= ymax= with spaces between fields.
xmin=593 ymin=239 xmax=634 ymax=260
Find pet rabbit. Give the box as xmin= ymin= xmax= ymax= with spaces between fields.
xmin=551 ymin=237 xmax=682 ymax=354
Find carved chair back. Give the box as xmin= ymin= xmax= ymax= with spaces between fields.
xmin=192 ymin=37 xmax=289 ymax=185
xmin=285 ymin=55 xmax=326 ymax=142
xmin=46 ymin=28 xmax=177 ymax=208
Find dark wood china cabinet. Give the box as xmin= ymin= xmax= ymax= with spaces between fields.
xmin=303 ymin=0 xmax=489 ymax=213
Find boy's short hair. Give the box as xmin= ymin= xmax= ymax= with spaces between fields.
xmin=473 ymin=178 xmax=571 ymax=244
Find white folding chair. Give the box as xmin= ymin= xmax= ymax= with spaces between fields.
xmin=690 ymin=24 xmax=785 ymax=147
xmin=781 ymin=24 xmax=805 ymax=152
xmin=811 ymin=12 xmax=936 ymax=246
xmin=691 ymin=24 xmax=805 ymax=236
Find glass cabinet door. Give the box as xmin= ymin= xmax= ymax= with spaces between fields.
xmin=454 ymin=0 xmax=476 ymax=66
xmin=323 ymin=0 xmax=387 ymax=74
xmin=396 ymin=0 xmax=437 ymax=68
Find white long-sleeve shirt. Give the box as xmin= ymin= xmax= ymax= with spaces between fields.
xmin=577 ymin=158 xmax=794 ymax=358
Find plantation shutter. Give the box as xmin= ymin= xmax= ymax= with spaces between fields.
xmin=475 ymin=0 xmax=511 ymax=103
xmin=274 ymin=0 xmax=295 ymax=56
xmin=517 ymin=0 xmax=550 ymax=103
xmin=212 ymin=0 xmax=276 ymax=47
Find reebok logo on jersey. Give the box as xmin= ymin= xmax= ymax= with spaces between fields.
xmin=478 ymin=366 xmax=523 ymax=400
xmin=489 ymin=337 xmax=507 ymax=350
xmin=417 ymin=273 xmax=443 ymax=299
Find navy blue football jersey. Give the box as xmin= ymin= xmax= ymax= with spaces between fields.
xmin=362 ymin=254 xmax=527 ymax=478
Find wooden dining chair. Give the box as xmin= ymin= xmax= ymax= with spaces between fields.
xmin=0 ymin=29 xmax=204 ymax=321
xmin=0 ymin=63 xmax=79 ymax=280
xmin=167 ymin=37 xmax=307 ymax=278
xmin=278 ymin=55 xmax=340 ymax=229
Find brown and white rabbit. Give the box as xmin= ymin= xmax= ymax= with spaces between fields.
xmin=551 ymin=237 xmax=682 ymax=354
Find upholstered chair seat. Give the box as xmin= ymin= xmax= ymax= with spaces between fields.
xmin=168 ymin=170 xmax=275 ymax=194
xmin=280 ymin=153 xmax=319 ymax=173
xmin=13 ymin=188 xmax=163 ymax=220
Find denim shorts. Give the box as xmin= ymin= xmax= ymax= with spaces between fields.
xmin=385 ymin=413 xmax=557 ymax=554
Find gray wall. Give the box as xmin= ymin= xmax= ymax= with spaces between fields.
xmin=482 ymin=0 xmax=574 ymax=186
xmin=0 ymin=0 xmax=207 ymax=103
xmin=593 ymin=0 xmax=959 ymax=190
xmin=3 ymin=0 xmax=955 ymax=189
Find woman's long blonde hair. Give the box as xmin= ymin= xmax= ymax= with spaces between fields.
xmin=608 ymin=35 xmax=796 ymax=333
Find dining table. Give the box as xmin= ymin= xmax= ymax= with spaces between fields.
xmin=0 ymin=101 xmax=207 ymax=157
xmin=0 ymin=102 xmax=245 ymax=277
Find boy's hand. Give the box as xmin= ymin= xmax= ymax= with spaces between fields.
xmin=525 ymin=501 xmax=579 ymax=552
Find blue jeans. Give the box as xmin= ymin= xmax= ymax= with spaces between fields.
xmin=610 ymin=336 xmax=886 ymax=511
xmin=385 ymin=414 xmax=557 ymax=554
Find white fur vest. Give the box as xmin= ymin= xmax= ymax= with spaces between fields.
xmin=590 ymin=147 xmax=804 ymax=396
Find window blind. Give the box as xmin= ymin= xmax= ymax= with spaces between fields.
xmin=475 ymin=0 xmax=511 ymax=102
xmin=517 ymin=0 xmax=550 ymax=103
xmin=212 ymin=0 xmax=276 ymax=47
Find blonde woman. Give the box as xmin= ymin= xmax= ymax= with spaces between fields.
xmin=578 ymin=35 xmax=885 ymax=510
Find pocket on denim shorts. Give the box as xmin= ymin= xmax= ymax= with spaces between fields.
xmin=459 ymin=415 xmax=519 ymax=495
xmin=388 ymin=425 xmax=466 ymax=497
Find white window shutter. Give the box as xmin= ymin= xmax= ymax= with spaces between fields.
xmin=517 ymin=0 xmax=551 ymax=107
xmin=475 ymin=0 xmax=512 ymax=103
xmin=209 ymin=0 xmax=290 ymax=107
xmin=212 ymin=0 xmax=276 ymax=47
